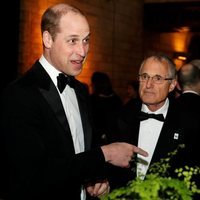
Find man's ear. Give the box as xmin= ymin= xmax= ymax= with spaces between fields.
xmin=42 ymin=31 xmax=53 ymax=48
xmin=169 ymin=79 xmax=177 ymax=92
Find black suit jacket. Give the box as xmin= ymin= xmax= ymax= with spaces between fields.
xmin=174 ymin=92 xmax=200 ymax=163
xmin=174 ymin=92 xmax=200 ymax=114
xmin=174 ymin=93 xmax=200 ymax=184
xmin=173 ymin=92 xmax=200 ymax=199
xmin=0 ymin=61 xmax=107 ymax=200
xmin=108 ymin=98 xmax=185 ymax=189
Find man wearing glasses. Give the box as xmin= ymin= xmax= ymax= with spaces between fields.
xmin=136 ymin=53 xmax=178 ymax=179
xmin=108 ymin=53 xmax=184 ymax=190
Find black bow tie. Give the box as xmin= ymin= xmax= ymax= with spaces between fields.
xmin=57 ymin=73 xmax=75 ymax=93
xmin=139 ymin=111 xmax=165 ymax=122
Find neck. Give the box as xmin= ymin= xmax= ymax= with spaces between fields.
xmin=146 ymin=100 xmax=167 ymax=112
xmin=183 ymin=85 xmax=200 ymax=94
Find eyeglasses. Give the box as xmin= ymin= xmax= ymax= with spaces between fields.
xmin=138 ymin=73 xmax=173 ymax=84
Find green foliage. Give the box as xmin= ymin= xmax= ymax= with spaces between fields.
xmin=175 ymin=166 xmax=200 ymax=195
xmin=101 ymin=144 xmax=200 ymax=200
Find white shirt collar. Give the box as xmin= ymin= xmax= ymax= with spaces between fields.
xmin=39 ymin=55 xmax=61 ymax=87
xmin=183 ymin=90 xmax=199 ymax=96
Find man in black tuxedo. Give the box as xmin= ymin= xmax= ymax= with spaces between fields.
xmin=0 ymin=3 xmax=148 ymax=200
xmin=174 ymin=60 xmax=200 ymax=197
xmin=176 ymin=59 xmax=200 ymax=113
xmin=108 ymin=53 xmax=185 ymax=189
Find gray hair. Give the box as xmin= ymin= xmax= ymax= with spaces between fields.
xmin=178 ymin=61 xmax=200 ymax=89
xmin=139 ymin=53 xmax=177 ymax=79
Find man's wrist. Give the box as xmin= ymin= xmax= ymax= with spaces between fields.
xmin=101 ymin=145 xmax=110 ymax=162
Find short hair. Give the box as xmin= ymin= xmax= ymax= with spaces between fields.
xmin=139 ymin=53 xmax=177 ymax=79
xmin=190 ymin=59 xmax=200 ymax=70
xmin=41 ymin=3 xmax=85 ymax=40
xmin=178 ymin=62 xmax=200 ymax=89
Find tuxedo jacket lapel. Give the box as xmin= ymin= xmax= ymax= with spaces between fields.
xmin=39 ymin=83 xmax=72 ymax=135
xmin=151 ymin=101 xmax=182 ymax=164
xmin=32 ymin=62 xmax=72 ymax=136
xmin=74 ymin=83 xmax=92 ymax=150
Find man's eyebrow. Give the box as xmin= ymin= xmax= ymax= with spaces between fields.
xmin=84 ymin=33 xmax=91 ymax=38
xmin=67 ymin=34 xmax=79 ymax=38
xmin=67 ymin=33 xmax=90 ymax=39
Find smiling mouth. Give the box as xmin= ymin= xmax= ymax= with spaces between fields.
xmin=70 ymin=60 xmax=84 ymax=71
xmin=71 ymin=60 xmax=83 ymax=64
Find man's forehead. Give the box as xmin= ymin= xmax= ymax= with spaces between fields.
xmin=143 ymin=58 xmax=167 ymax=69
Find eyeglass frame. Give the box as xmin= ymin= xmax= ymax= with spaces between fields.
xmin=138 ymin=73 xmax=173 ymax=84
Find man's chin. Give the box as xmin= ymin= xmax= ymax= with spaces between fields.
xmin=142 ymin=99 xmax=155 ymax=105
xmin=72 ymin=69 xmax=82 ymax=77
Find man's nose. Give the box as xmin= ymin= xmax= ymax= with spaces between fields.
xmin=76 ymin=43 xmax=87 ymax=57
xmin=146 ymin=77 xmax=154 ymax=87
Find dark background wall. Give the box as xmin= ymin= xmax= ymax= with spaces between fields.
xmin=0 ymin=0 xmax=20 ymax=93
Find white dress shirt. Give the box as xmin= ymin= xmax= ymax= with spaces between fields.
xmin=137 ymin=98 xmax=169 ymax=180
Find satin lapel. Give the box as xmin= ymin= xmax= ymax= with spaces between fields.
xmin=32 ymin=62 xmax=71 ymax=134
xmin=39 ymin=83 xmax=71 ymax=134
xmin=151 ymin=102 xmax=180 ymax=163
xmin=74 ymin=83 xmax=92 ymax=151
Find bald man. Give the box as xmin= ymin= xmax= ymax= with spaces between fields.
xmin=174 ymin=60 xmax=200 ymax=199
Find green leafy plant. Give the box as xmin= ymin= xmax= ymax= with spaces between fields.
xmin=101 ymin=144 xmax=200 ymax=200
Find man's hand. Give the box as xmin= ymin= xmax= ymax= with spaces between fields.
xmin=86 ymin=180 xmax=110 ymax=197
xmin=101 ymin=142 xmax=148 ymax=168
